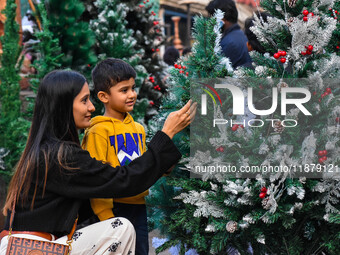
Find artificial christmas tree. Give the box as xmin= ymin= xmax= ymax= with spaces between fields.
xmin=88 ymin=0 xmax=149 ymax=121
xmin=148 ymin=0 xmax=340 ymax=254
xmin=24 ymin=1 xmax=63 ymax=118
xmin=146 ymin=10 xmax=233 ymax=254
xmin=83 ymin=0 xmax=167 ymax=122
xmin=29 ymin=2 xmax=62 ymax=92
xmin=122 ymin=0 xmax=167 ymax=122
xmin=326 ymin=1 xmax=340 ymax=54
xmin=89 ymin=0 xmax=145 ymax=80
xmin=0 ymin=0 xmax=30 ymax=181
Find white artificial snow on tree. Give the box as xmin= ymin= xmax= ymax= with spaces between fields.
xmin=250 ymin=15 xmax=286 ymax=48
xmin=91 ymin=0 xmax=141 ymax=62
xmin=256 ymin=234 xmax=265 ymax=244
xmin=312 ymin=0 xmax=335 ymax=9
xmin=175 ymin=191 xmax=225 ymax=218
xmin=259 ymin=142 xmax=270 ymax=154
xmin=254 ymin=66 xmax=269 ymax=77
xmin=212 ymin=10 xmax=233 ymax=72
xmin=288 ymin=16 xmax=336 ymax=60
xmin=205 ymin=224 xmax=216 ymax=232
xmin=0 ymin=148 xmax=9 ymax=170
xmin=301 ymin=131 xmax=317 ymax=165
xmin=251 ymin=8 xmax=337 ymax=61
xmin=287 ymin=185 xmax=305 ymax=200
xmin=312 ymin=53 xmax=340 ymax=78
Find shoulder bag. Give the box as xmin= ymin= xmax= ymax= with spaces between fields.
xmin=4 ymin=195 xmax=77 ymax=255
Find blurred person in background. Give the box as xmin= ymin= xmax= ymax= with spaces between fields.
xmin=206 ymin=0 xmax=251 ymax=69
xmin=163 ymin=46 xmax=180 ymax=66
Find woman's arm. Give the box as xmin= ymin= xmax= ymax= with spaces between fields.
xmin=47 ymin=101 xmax=196 ymax=199
xmin=47 ymin=131 xmax=181 ymax=199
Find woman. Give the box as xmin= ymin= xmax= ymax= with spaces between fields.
xmin=0 ymin=70 xmax=196 ymax=254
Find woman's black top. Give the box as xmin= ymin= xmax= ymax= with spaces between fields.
xmin=4 ymin=131 xmax=181 ymax=237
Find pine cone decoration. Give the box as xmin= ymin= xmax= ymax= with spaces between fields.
xmin=226 ymin=221 xmax=238 ymax=233
xmin=277 ymin=81 xmax=289 ymax=91
xmin=288 ymin=0 xmax=298 ymax=8
xmin=287 ymin=17 xmax=295 ymax=27
xmin=262 ymin=197 xmax=273 ymax=210
xmin=273 ymin=121 xmax=285 ymax=133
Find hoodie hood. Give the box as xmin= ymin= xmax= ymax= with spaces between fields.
xmin=83 ymin=113 xmax=144 ymax=166
xmin=88 ymin=113 xmax=133 ymax=129
xmin=84 ymin=113 xmax=136 ymax=152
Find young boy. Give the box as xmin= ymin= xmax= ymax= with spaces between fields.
xmin=82 ymin=58 xmax=149 ymax=255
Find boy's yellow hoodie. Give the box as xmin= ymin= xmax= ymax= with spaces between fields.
xmin=81 ymin=113 xmax=148 ymax=221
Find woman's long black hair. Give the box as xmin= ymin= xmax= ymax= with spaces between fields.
xmin=3 ymin=70 xmax=86 ymax=214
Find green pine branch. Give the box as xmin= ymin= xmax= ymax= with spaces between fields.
xmin=0 ymin=0 xmax=30 ymax=181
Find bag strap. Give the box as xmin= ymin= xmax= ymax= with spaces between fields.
xmin=67 ymin=217 xmax=78 ymax=241
xmin=8 ymin=192 xmax=77 ymax=243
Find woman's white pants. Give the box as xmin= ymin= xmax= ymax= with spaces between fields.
xmin=0 ymin=217 xmax=136 ymax=255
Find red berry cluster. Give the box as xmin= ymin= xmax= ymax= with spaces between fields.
xmin=153 ymin=85 xmax=161 ymax=91
xmin=139 ymin=0 xmax=150 ymax=7
xmin=174 ymin=64 xmax=189 ymax=76
xmin=174 ymin=63 xmax=184 ymax=69
xmin=149 ymin=76 xmax=155 ymax=83
xmin=231 ymin=124 xmax=244 ymax=131
xmin=321 ymin=88 xmax=332 ymax=98
xmin=216 ymin=146 xmax=225 ymax=152
xmin=301 ymin=45 xmax=313 ymax=56
xmin=151 ymin=10 xmax=156 ymax=16
xmin=149 ymin=101 xmax=155 ymax=106
xmin=318 ymin=150 xmax=328 ymax=164
xmin=273 ymin=50 xmax=287 ymax=63
xmin=153 ymin=21 xmax=159 ymax=26
xmin=329 ymin=8 xmax=339 ymax=20
xmin=151 ymin=48 xmax=159 ymax=52
xmin=302 ymin=10 xmax=314 ymax=22
xmin=259 ymin=187 xmax=267 ymax=199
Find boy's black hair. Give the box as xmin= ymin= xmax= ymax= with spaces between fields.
xmin=206 ymin=0 xmax=238 ymax=24
xmin=92 ymin=58 xmax=136 ymax=95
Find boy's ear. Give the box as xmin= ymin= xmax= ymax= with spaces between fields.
xmin=97 ymin=91 xmax=109 ymax=103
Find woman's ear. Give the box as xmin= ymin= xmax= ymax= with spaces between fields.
xmin=97 ymin=91 xmax=109 ymax=103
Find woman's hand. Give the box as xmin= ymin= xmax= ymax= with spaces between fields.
xmin=161 ymin=100 xmax=197 ymax=139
